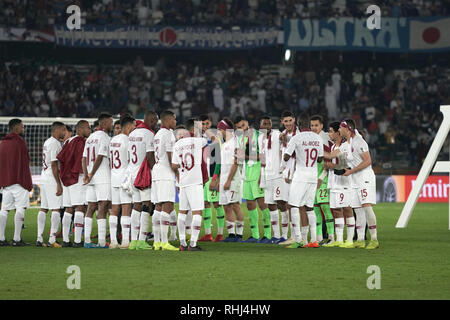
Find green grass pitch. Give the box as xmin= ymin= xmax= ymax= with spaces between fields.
xmin=0 ymin=203 xmax=449 ymax=300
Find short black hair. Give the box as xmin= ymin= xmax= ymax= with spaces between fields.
xmin=51 ymin=121 xmax=65 ymax=132
xmin=310 ymin=115 xmax=324 ymax=124
xmin=221 ymin=117 xmax=234 ymax=129
xmin=281 ymin=110 xmax=295 ymax=119
xmin=259 ymin=115 xmax=272 ymax=122
xmin=175 ymin=124 xmax=186 ymax=130
xmin=114 ymin=120 xmax=121 ymax=127
xmin=145 ymin=110 xmax=158 ymax=118
xmin=329 ymin=121 xmax=340 ymax=133
xmin=297 ymin=113 xmax=310 ymax=130
xmin=160 ymin=110 xmax=175 ymax=121
xmin=93 ymin=120 xmax=99 ymax=128
xmin=185 ymin=118 xmax=196 ymax=131
xmin=8 ymin=118 xmax=22 ymax=131
xmin=199 ymin=114 xmax=211 ymax=122
xmin=233 ymin=115 xmax=246 ymax=125
xmin=120 ymin=116 xmax=135 ymax=128
xmin=98 ymin=112 xmax=113 ymax=122
xmin=76 ymin=120 xmax=89 ymax=131
xmin=66 ymin=125 xmax=73 ymax=132
xmin=344 ymin=118 xmax=356 ymax=131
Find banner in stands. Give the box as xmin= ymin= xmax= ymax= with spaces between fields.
xmin=377 ymin=175 xmax=449 ymax=203
xmin=284 ymin=17 xmax=450 ymax=52
xmin=0 ymin=27 xmax=54 ymax=42
xmin=53 ymin=25 xmax=280 ymax=49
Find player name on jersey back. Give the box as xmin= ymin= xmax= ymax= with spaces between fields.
xmin=110 ymin=134 xmax=129 ymax=187
xmin=128 ymin=128 xmax=154 ymax=177
xmin=83 ymin=130 xmax=111 ymax=184
xmin=286 ymin=131 xmax=324 ymax=183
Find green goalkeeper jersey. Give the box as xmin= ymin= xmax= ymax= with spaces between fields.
xmin=237 ymin=130 xmax=261 ymax=182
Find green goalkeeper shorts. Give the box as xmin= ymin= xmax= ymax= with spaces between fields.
xmin=204 ymin=178 xmax=220 ymax=203
xmin=243 ymin=180 xmax=265 ymax=201
xmin=315 ymin=183 xmax=330 ymax=204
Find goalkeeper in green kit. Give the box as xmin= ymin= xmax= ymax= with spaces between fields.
xmin=310 ymin=115 xmax=335 ymax=245
xmin=234 ymin=116 xmax=272 ymax=243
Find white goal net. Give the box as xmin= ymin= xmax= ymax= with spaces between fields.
xmin=0 ymin=117 xmax=97 ymax=205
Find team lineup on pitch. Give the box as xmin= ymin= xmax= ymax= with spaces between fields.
xmin=0 ymin=111 xmax=379 ymax=251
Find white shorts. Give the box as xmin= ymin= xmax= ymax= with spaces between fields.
xmin=40 ymin=184 xmax=63 ymax=210
xmin=351 ymin=185 xmax=376 ymax=208
xmin=151 ymin=180 xmax=175 ymax=204
xmin=219 ymin=181 xmax=242 ymax=205
xmin=1 ymin=184 xmax=30 ymax=211
xmin=288 ymin=181 xmax=316 ymax=208
xmin=62 ymin=185 xmax=71 ymax=208
xmin=86 ymin=183 xmax=111 ymax=202
xmin=264 ymin=177 xmax=289 ymax=204
xmin=131 ymin=186 xmax=151 ymax=203
xmin=179 ymin=184 xmax=205 ymax=211
xmin=68 ymin=181 xmax=87 ymax=206
xmin=330 ymin=189 xmax=352 ymax=209
xmin=111 ymin=186 xmax=133 ymax=205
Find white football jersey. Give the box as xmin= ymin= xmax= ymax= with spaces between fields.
xmin=153 ymin=127 xmax=176 ymax=181
xmin=110 ymin=134 xmax=129 ymax=187
xmin=258 ymin=129 xmax=282 ymax=181
xmin=343 ymin=135 xmax=376 ymax=187
xmin=41 ymin=136 xmax=62 ymax=185
xmin=327 ymin=142 xmax=351 ymax=190
xmin=285 ymin=130 xmax=324 ymax=183
xmin=83 ymin=130 xmax=111 ymax=184
xmin=128 ymin=127 xmax=155 ymax=178
xmin=172 ymin=137 xmax=207 ymax=188
xmin=220 ymin=136 xmax=241 ymax=185
xmin=281 ymin=127 xmax=300 ymax=180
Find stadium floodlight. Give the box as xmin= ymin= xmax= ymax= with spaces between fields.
xmin=396 ymin=105 xmax=450 ymax=230
xmin=284 ymin=49 xmax=291 ymax=62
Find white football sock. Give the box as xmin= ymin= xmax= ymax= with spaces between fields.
xmin=177 ymin=213 xmax=187 ymax=247
xmin=97 ymin=219 xmax=106 ymax=247
xmin=109 ymin=215 xmax=118 ymax=244
xmin=289 ymin=221 xmax=294 ymax=239
xmin=335 ymin=217 xmax=345 ymax=242
xmin=190 ymin=214 xmax=202 ymax=247
xmin=120 ymin=215 xmax=131 ymax=245
xmin=281 ymin=210 xmax=289 ymax=239
xmin=74 ymin=211 xmax=84 ymax=244
xmin=84 ymin=217 xmax=93 ymax=243
xmin=37 ymin=210 xmax=46 ymax=242
xmin=130 ymin=209 xmax=141 ymax=241
xmin=226 ymin=220 xmax=235 ymax=235
xmin=307 ymin=210 xmax=317 ymax=243
xmin=62 ymin=212 xmax=73 ymax=243
xmin=160 ymin=211 xmax=170 ymax=243
xmin=270 ymin=210 xmax=280 ymax=239
xmin=13 ymin=208 xmax=25 ymax=242
xmin=152 ymin=210 xmax=161 ymax=243
xmin=355 ymin=207 xmax=366 ymax=241
xmin=236 ymin=220 xmax=244 ymax=236
xmin=290 ymin=208 xmax=302 ymax=243
xmin=364 ymin=206 xmax=378 ymax=240
xmin=49 ymin=211 xmax=61 ymax=244
xmin=138 ymin=211 xmax=150 ymax=241
xmin=301 ymin=226 xmax=309 ymax=244
xmin=346 ymin=216 xmax=355 ymax=242
xmin=169 ymin=210 xmax=177 ymax=239
xmin=185 ymin=210 xmax=192 ymax=235
xmin=0 ymin=210 xmax=8 ymax=241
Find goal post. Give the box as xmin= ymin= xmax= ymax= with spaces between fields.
xmin=0 ymin=117 xmax=97 ymax=206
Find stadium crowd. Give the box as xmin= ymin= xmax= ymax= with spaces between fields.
xmin=1 ymin=57 xmax=448 ymax=169
xmin=0 ymin=0 xmax=449 ymax=28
